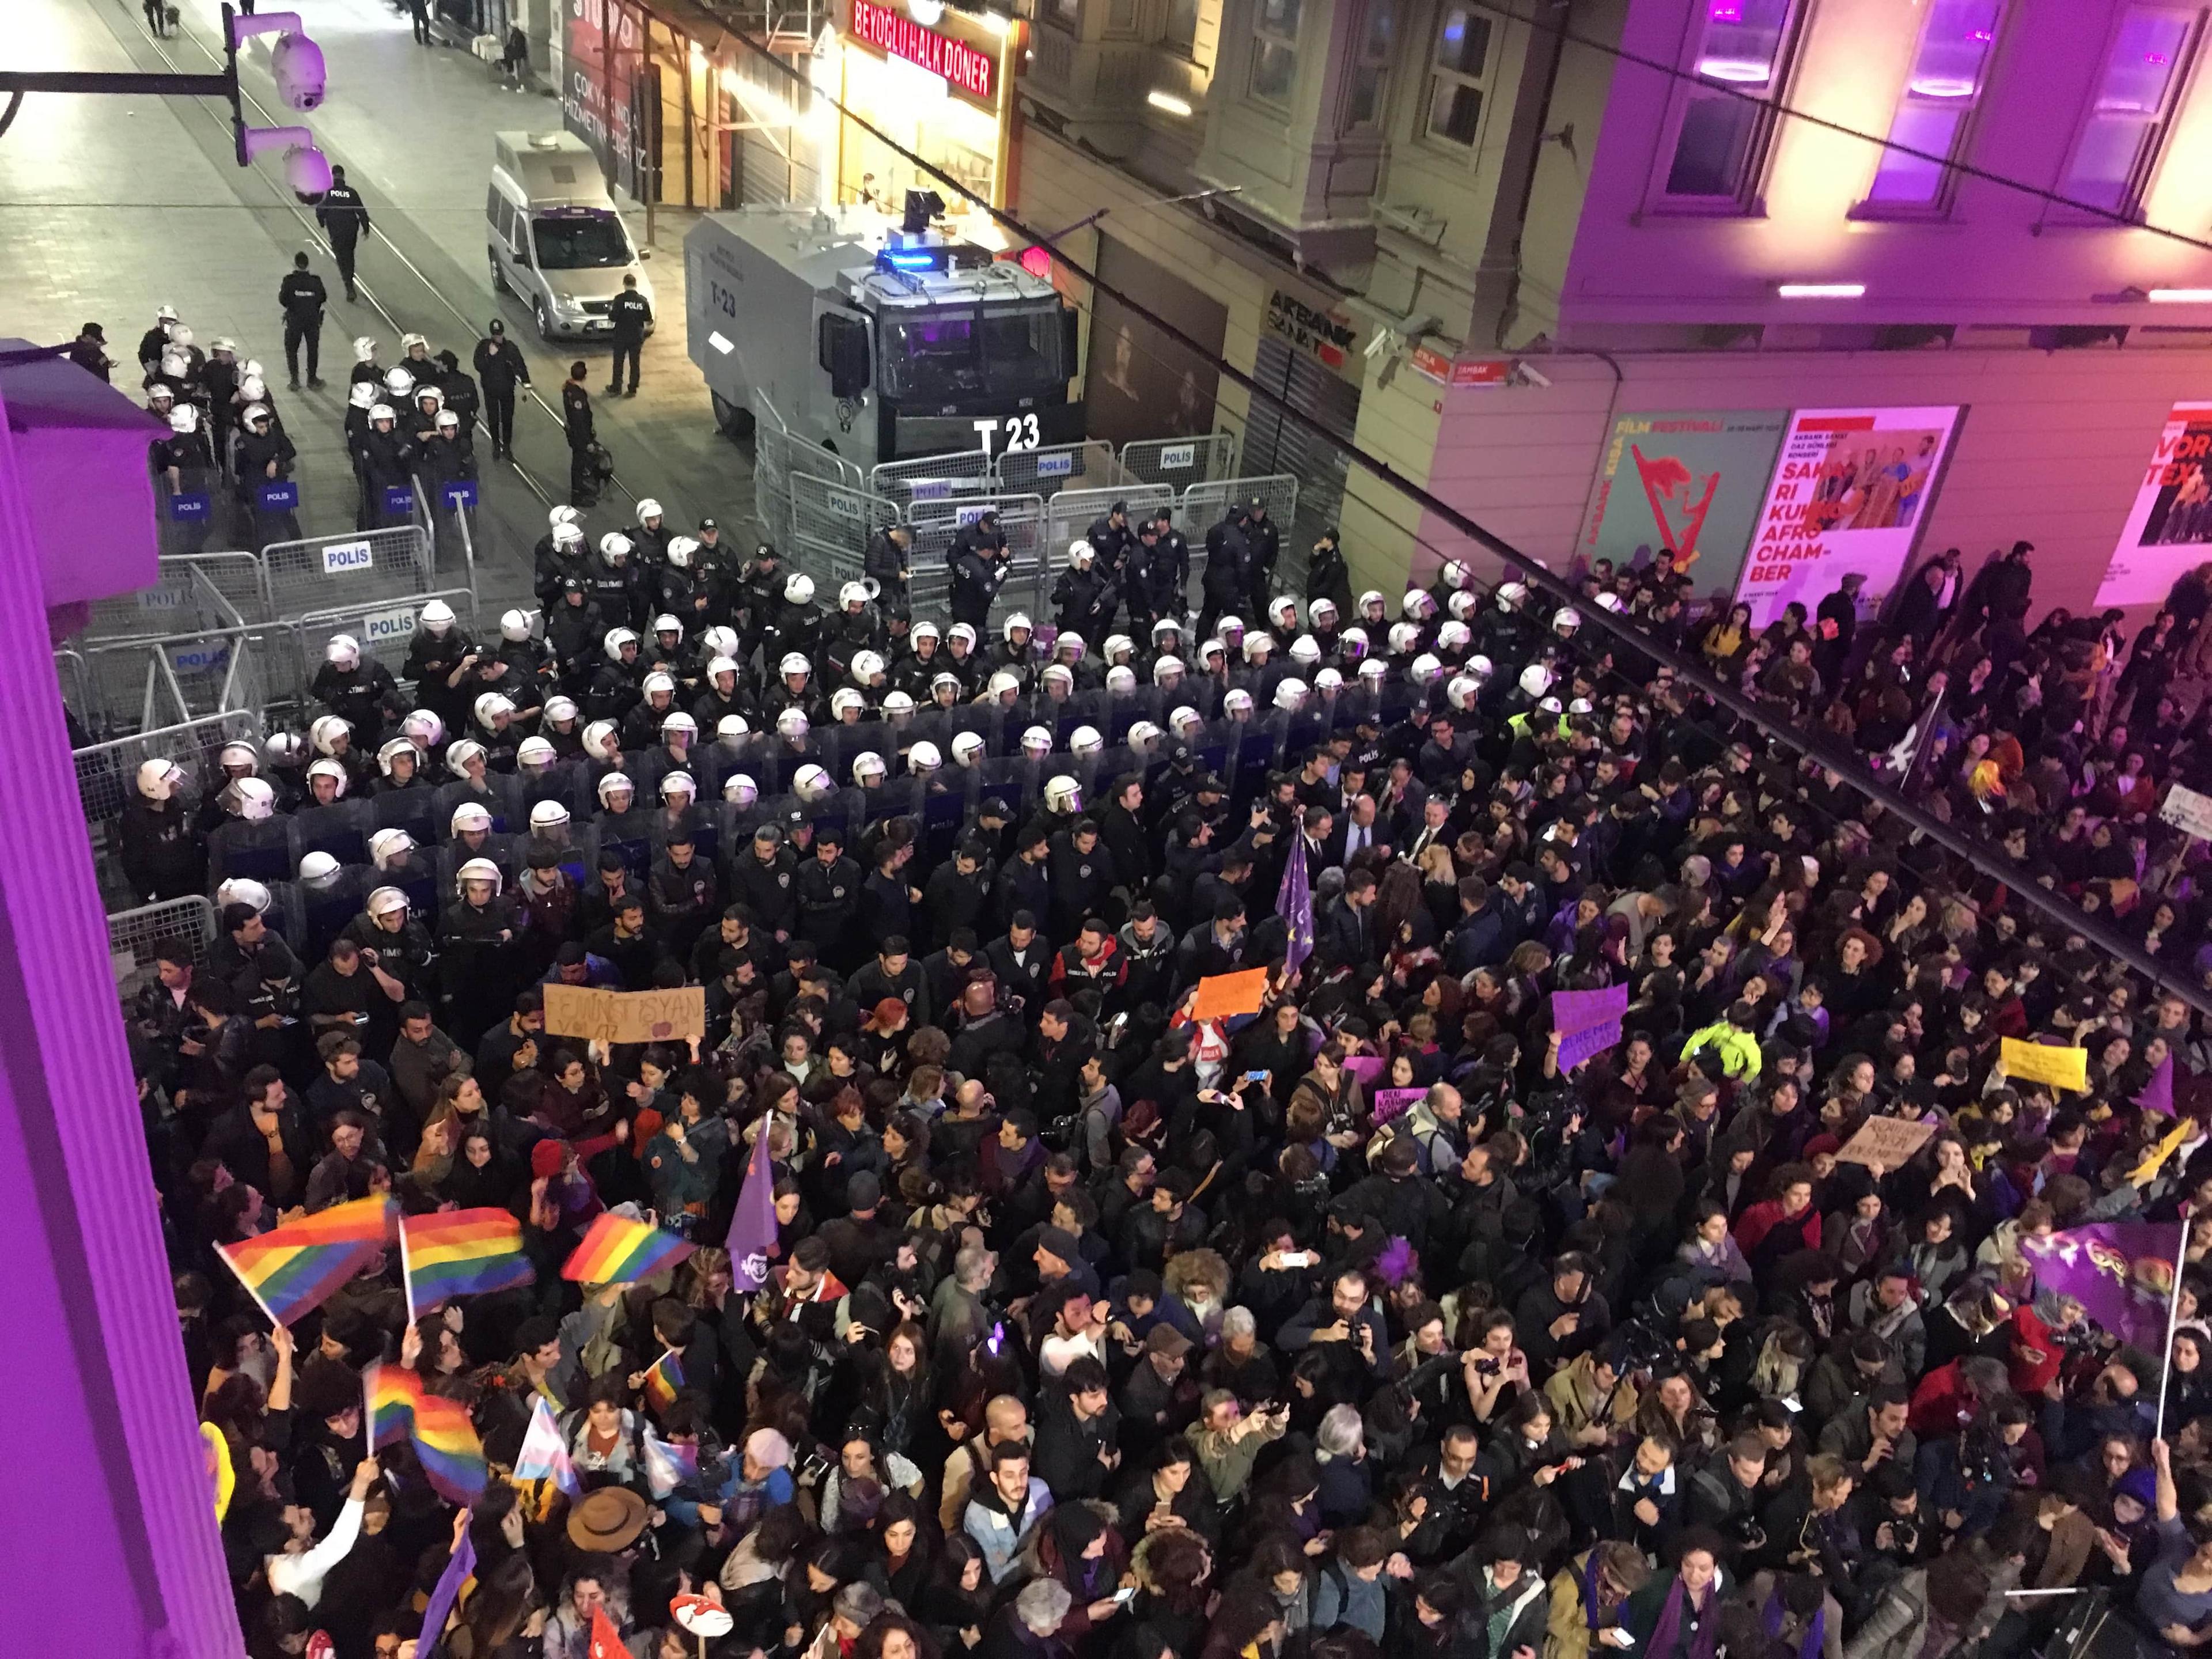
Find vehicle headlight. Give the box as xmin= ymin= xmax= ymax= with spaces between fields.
xmin=554 ymin=292 xmax=581 ymax=309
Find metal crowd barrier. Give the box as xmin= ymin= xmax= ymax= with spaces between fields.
xmin=108 ymin=895 xmax=219 ymax=995
xmin=907 ymin=493 xmax=1049 ymax=631
xmin=1121 ymin=434 xmax=1238 ymax=488
xmin=270 ymin=587 xmax=483 ymax=707
xmin=82 ymin=558 xmax=247 ymax=646
xmin=259 ymin=518 xmax=437 ymax=619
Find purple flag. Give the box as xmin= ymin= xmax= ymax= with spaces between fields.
xmin=1342 ymin=1055 xmax=1386 ymax=1086
xmin=1552 ymin=983 xmax=1629 ymax=1038
xmin=2018 ymin=1222 xmax=2184 ymax=1351
xmin=725 ymin=1122 xmax=779 ymax=1291
xmin=1558 ymin=1019 xmax=1624 ymax=1072
xmin=418 ymin=1528 xmax=475 ymax=1659
xmin=2138 ymin=1054 xmax=2176 ymax=1118
xmin=1278 ymin=832 xmax=1314 ymax=979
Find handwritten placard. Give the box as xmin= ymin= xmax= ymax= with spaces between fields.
xmin=1372 ymin=1087 xmax=1425 ymax=1126
xmin=1191 ymin=968 xmax=1268 ymax=1024
xmin=543 ymin=983 xmax=706 ymax=1046
xmin=1835 ymin=1116 xmax=1937 ymax=1169
xmin=1999 ymin=1038 xmax=2089 ymax=1093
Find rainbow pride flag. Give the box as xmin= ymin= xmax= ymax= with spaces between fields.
xmin=217 ymin=1196 xmax=395 ymax=1325
xmin=402 ymin=1208 xmax=535 ymax=1318
xmin=643 ymin=1348 xmax=685 ymax=1412
xmin=368 ymin=1362 xmax=424 ymax=1448
xmin=367 ymin=1364 xmax=487 ymax=1505
xmin=560 ymin=1211 xmax=694 ymax=1283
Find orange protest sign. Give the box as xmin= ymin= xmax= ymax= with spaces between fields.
xmin=1191 ymin=968 xmax=1269 ymax=1024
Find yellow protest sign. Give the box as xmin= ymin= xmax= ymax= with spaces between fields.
xmin=2131 ymin=1118 xmax=2194 ymax=1187
xmin=542 ymin=983 xmax=706 ymax=1046
xmin=1999 ymin=1038 xmax=2088 ymax=1093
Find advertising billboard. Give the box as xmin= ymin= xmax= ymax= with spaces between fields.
xmin=1737 ymin=406 xmax=1963 ymax=628
xmin=2096 ymin=402 xmax=2212 ymax=608
xmin=563 ymin=0 xmax=658 ymax=202
xmin=1580 ymin=408 xmax=1789 ymax=594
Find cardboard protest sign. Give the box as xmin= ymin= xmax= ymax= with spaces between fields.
xmin=1835 ymin=1116 xmax=1937 ymax=1169
xmin=1191 ymin=969 xmax=1269 ymax=1023
xmin=543 ymin=983 xmax=706 ymax=1046
xmin=1999 ymin=1038 xmax=2088 ymax=1093
xmin=1372 ymin=1088 xmax=1425 ymax=1126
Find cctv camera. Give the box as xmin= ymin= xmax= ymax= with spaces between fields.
xmin=1512 ymin=361 xmax=1552 ymax=389
xmin=285 ymin=141 xmax=334 ymax=196
xmin=270 ymin=32 xmax=327 ymax=112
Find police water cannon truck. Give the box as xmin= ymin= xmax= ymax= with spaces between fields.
xmin=684 ymin=190 xmax=1082 ymax=468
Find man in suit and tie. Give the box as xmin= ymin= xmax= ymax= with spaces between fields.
xmin=1337 ymin=794 xmax=1386 ymax=862
xmin=1406 ymin=796 xmax=1453 ymax=866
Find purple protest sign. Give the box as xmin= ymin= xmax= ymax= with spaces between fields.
xmin=1557 ymin=1020 xmax=1623 ymax=1072
xmin=1342 ymin=1055 xmax=1385 ymax=1086
xmin=1372 ymin=1087 xmax=1425 ymax=1125
xmin=2019 ymin=1222 xmax=2184 ymax=1352
xmin=1552 ymin=983 xmax=1628 ymax=1037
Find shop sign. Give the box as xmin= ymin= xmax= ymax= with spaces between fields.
xmin=1409 ymin=348 xmax=1511 ymax=388
xmin=2097 ymin=402 xmax=2212 ymax=607
xmin=1264 ymin=290 xmax=1356 ymax=370
xmin=850 ymin=0 xmax=994 ymax=98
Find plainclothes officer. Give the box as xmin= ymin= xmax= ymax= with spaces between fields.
xmin=69 ymin=323 xmax=112 ymax=384
xmin=472 ymin=319 xmax=531 ymax=459
xmin=562 ymin=361 xmax=596 ymax=507
xmin=315 ymin=166 xmax=372 ymax=302
xmin=278 ymin=252 xmax=328 ymax=389
xmin=607 ymin=274 xmax=653 ymax=397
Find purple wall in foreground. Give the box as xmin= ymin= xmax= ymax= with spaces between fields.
xmin=0 ymin=370 xmax=243 ymax=1656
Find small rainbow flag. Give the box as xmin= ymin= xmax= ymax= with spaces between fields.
xmin=402 ymin=1208 xmax=535 ymax=1319
xmin=367 ymin=1364 xmax=488 ymax=1505
xmin=643 ymin=1348 xmax=685 ymax=1412
xmin=217 ymin=1196 xmax=395 ymax=1325
xmin=560 ymin=1211 xmax=694 ymax=1284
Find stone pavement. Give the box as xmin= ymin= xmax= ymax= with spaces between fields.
xmin=3 ymin=0 xmax=755 ymax=620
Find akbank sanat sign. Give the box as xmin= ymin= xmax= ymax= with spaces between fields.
xmin=850 ymin=0 xmax=994 ymax=99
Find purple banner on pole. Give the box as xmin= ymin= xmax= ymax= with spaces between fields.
xmin=418 ymin=1529 xmax=475 ymax=1659
xmin=2019 ymin=1222 xmax=2184 ymax=1351
xmin=1278 ymin=834 xmax=1313 ymax=980
xmin=1558 ymin=1019 xmax=1624 ymax=1072
xmin=724 ymin=1123 xmax=778 ymax=1291
xmin=1552 ymin=983 xmax=1628 ymax=1037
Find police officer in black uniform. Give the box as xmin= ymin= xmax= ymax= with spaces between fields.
xmin=607 ymin=275 xmax=653 ymax=397
xmin=315 ymin=167 xmax=372 ymax=303
xmin=473 ymin=320 xmax=531 ymax=459
xmin=562 ymin=361 xmax=597 ymax=507
xmin=949 ymin=510 xmax=1010 ymax=634
xmin=278 ymin=253 xmax=328 ymax=389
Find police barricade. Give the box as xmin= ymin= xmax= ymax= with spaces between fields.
xmin=75 ymin=708 xmax=263 ymax=876
xmin=789 ymin=472 xmax=902 ymax=598
xmin=1121 ymin=434 xmax=1238 ymax=490
xmin=1040 ymin=483 xmax=1177 ymax=616
xmin=73 ymin=629 xmax=257 ymax=741
xmin=754 ymin=402 xmax=863 ymax=548
xmin=176 ymin=551 xmax=276 ymax=626
xmin=906 ymin=494 xmax=1048 ymax=632
xmin=279 ymin=588 xmax=480 ymax=707
xmin=82 ymin=558 xmax=248 ymax=646
xmin=107 ymin=895 xmax=220 ymax=999
xmin=994 ymin=440 xmax=1132 ymax=503
xmin=1177 ymin=475 xmax=1300 ymax=613
xmin=869 ymin=448 xmax=993 ymax=513
xmin=259 ymin=518 xmax=437 ymax=620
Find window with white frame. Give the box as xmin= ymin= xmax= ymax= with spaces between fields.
xmin=1345 ymin=1 xmax=1395 ymax=127
xmin=1425 ymin=3 xmax=1493 ymax=146
xmin=2060 ymin=3 xmax=2203 ymax=215
xmin=1165 ymin=0 xmax=1200 ymax=54
xmin=1249 ymin=0 xmax=1301 ymax=103
xmin=1865 ymin=0 xmax=2005 ymax=206
xmin=1661 ymin=0 xmax=1804 ymax=202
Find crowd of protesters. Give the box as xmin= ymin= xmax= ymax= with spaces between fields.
xmin=109 ymin=501 xmax=2212 ymax=1659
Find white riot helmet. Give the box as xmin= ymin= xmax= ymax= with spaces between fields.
xmin=948 ymin=623 xmax=978 ymax=650
xmin=1224 ymin=688 xmax=1255 ymax=717
xmin=1594 ymin=592 xmax=1625 ymax=613
xmin=1103 ymin=633 xmax=1134 ymax=663
xmin=908 ymin=742 xmax=942 ymax=775
xmin=882 ymin=690 xmax=915 ymax=718
xmin=667 ymin=536 xmax=698 ymax=569
xmin=931 ymin=672 xmax=963 ymax=700
xmin=353 ymin=335 xmax=378 ymax=365
xmin=1044 ymin=775 xmax=1082 ymax=814
xmin=1169 ymin=706 xmax=1204 ymax=740
xmin=986 ymin=670 xmax=1021 ymax=700
xmin=415 ymin=385 xmax=445 ymax=413
xmin=366 ymin=887 xmax=409 ymax=919
xmin=1152 ymin=618 xmax=1183 ymax=648
xmin=1448 ymin=590 xmax=1480 ymax=622
xmin=1357 ymin=590 xmax=1387 ymax=619
xmin=1491 ymin=581 xmax=1527 ymax=612
xmin=541 ymin=697 xmax=579 ymax=729
xmin=1042 ymin=664 xmax=1074 ymax=693
xmin=599 ymin=533 xmax=632 ymax=566
xmin=383 ymin=366 xmax=414 ymax=399
xmin=1004 ymin=612 xmax=1032 ymax=643
xmin=1539 ymin=696 xmax=1563 ymax=717
xmin=1056 ymin=632 xmax=1086 ymax=663
xmin=851 ymin=650 xmax=885 ymax=683
xmin=1068 ymin=539 xmax=1094 ymax=566
xmin=1552 ymin=607 xmax=1581 ymax=634
xmin=368 ymin=403 xmax=396 ymax=426
xmin=596 ymin=771 xmax=635 ymax=808
xmin=662 ymin=713 xmax=698 ymax=745
xmin=784 ymin=573 xmax=815 ymax=605
xmin=474 ymin=693 xmax=515 ymax=730
xmin=723 ymin=774 xmax=760 ymax=806
xmin=912 ymin=621 xmax=941 ymax=646
xmin=530 ymin=800 xmax=571 ymax=834
xmin=549 ymin=505 xmax=582 ymax=529
xmin=1021 ymin=725 xmax=1053 ymax=759
xmin=1128 ymin=720 xmax=1163 ymax=751
xmin=455 ymin=857 xmax=503 ymax=897
xmin=168 ymin=407 xmax=199 ymax=435
xmin=830 ymin=688 xmax=865 ymax=721
xmin=1315 ymin=668 xmax=1343 ymax=693
xmin=650 ymin=615 xmax=682 ymax=643
xmin=160 ymin=351 xmax=189 ymax=381
xmin=1387 ymin=622 xmax=1421 ymax=656
xmin=419 ymin=600 xmax=456 ymax=637
xmin=368 ymin=828 xmax=416 ymax=870
xmin=1518 ymin=664 xmax=1554 ymax=698
xmin=400 ymin=332 xmax=427 ymax=355
xmin=216 ymin=877 xmax=272 ymax=914
xmin=1154 ymin=656 xmax=1185 ymax=685
xmin=224 ymin=778 xmax=276 ymax=821
xmin=702 ymin=626 xmax=739 ymax=660
xmin=1468 ymin=653 xmax=1495 ymax=681
xmin=660 ymin=771 xmax=697 ymax=801
xmin=1309 ymin=599 xmax=1338 ymax=627
xmin=1440 ymin=560 xmax=1470 ymax=590
xmin=641 ymin=672 xmax=677 ymax=704
xmin=552 ymin=521 xmax=584 ymax=551
xmin=447 ymin=799 xmax=490 ymax=836
xmin=1290 ymin=634 xmax=1323 ymax=668
xmin=1268 ymin=596 xmax=1298 ymax=632
xmin=401 ymin=710 xmax=444 ymax=749
xmin=951 ymin=732 xmax=987 ymax=768
xmin=348 ymin=381 xmax=376 ymax=410
xmin=243 ymin=403 xmax=274 ymax=430
xmin=325 ymin=634 xmax=361 ymax=670
xmin=299 ymin=851 xmax=343 ymax=891
xmin=604 ymin=627 xmax=639 ymax=661
xmin=1243 ymin=632 xmax=1275 ymax=663
xmin=310 ymin=715 xmax=351 ymax=756
xmin=851 ymin=752 xmax=887 ymax=785
xmin=1106 ymin=665 xmax=1137 ymax=695
xmin=776 ymin=707 xmax=810 ymax=741
xmin=501 ymin=610 xmax=532 ymax=643
xmin=446 ymin=740 xmax=488 ymax=778
xmin=376 ymin=737 xmax=416 ymax=777
xmin=1437 ymin=621 xmax=1472 ymax=654
xmin=792 ymin=764 xmax=832 ymax=802
xmin=636 ymin=497 xmax=664 ymax=523
xmin=306 ymin=758 xmax=350 ymax=798
xmin=582 ymin=720 xmax=621 ymax=762
xmin=517 ymin=736 xmax=558 ymax=771
xmin=1217 ymin=615 xmax=1244 ymax=641
xmin=1447 ymin=675 xmax=1480 ymax=712
xmin=1070 ymin=725 xmax=1104 ymax=757
xmin=1272 ymin=678 xmax=1308 ymax=711
xmin=839 ymin=580 xmax=870 ymax=611
xmin=1568 ymin=697 xmax=1594 ymax=716
xmin=779 ymin=653 xmax=812 ymax=681
xmin=707 ymin=655 xmax=740 ymax=688
xmin=717 ymin=713 xmax=750 ymax=743
xmin=1340 ymin=626 xmax=1370 ymax=661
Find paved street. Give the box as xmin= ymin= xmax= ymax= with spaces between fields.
xmin=2 ymin=0 xmax=754 ymax=617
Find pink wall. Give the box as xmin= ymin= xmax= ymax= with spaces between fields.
xmin=1552 ymin=0 xmax=2212 ymax=329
